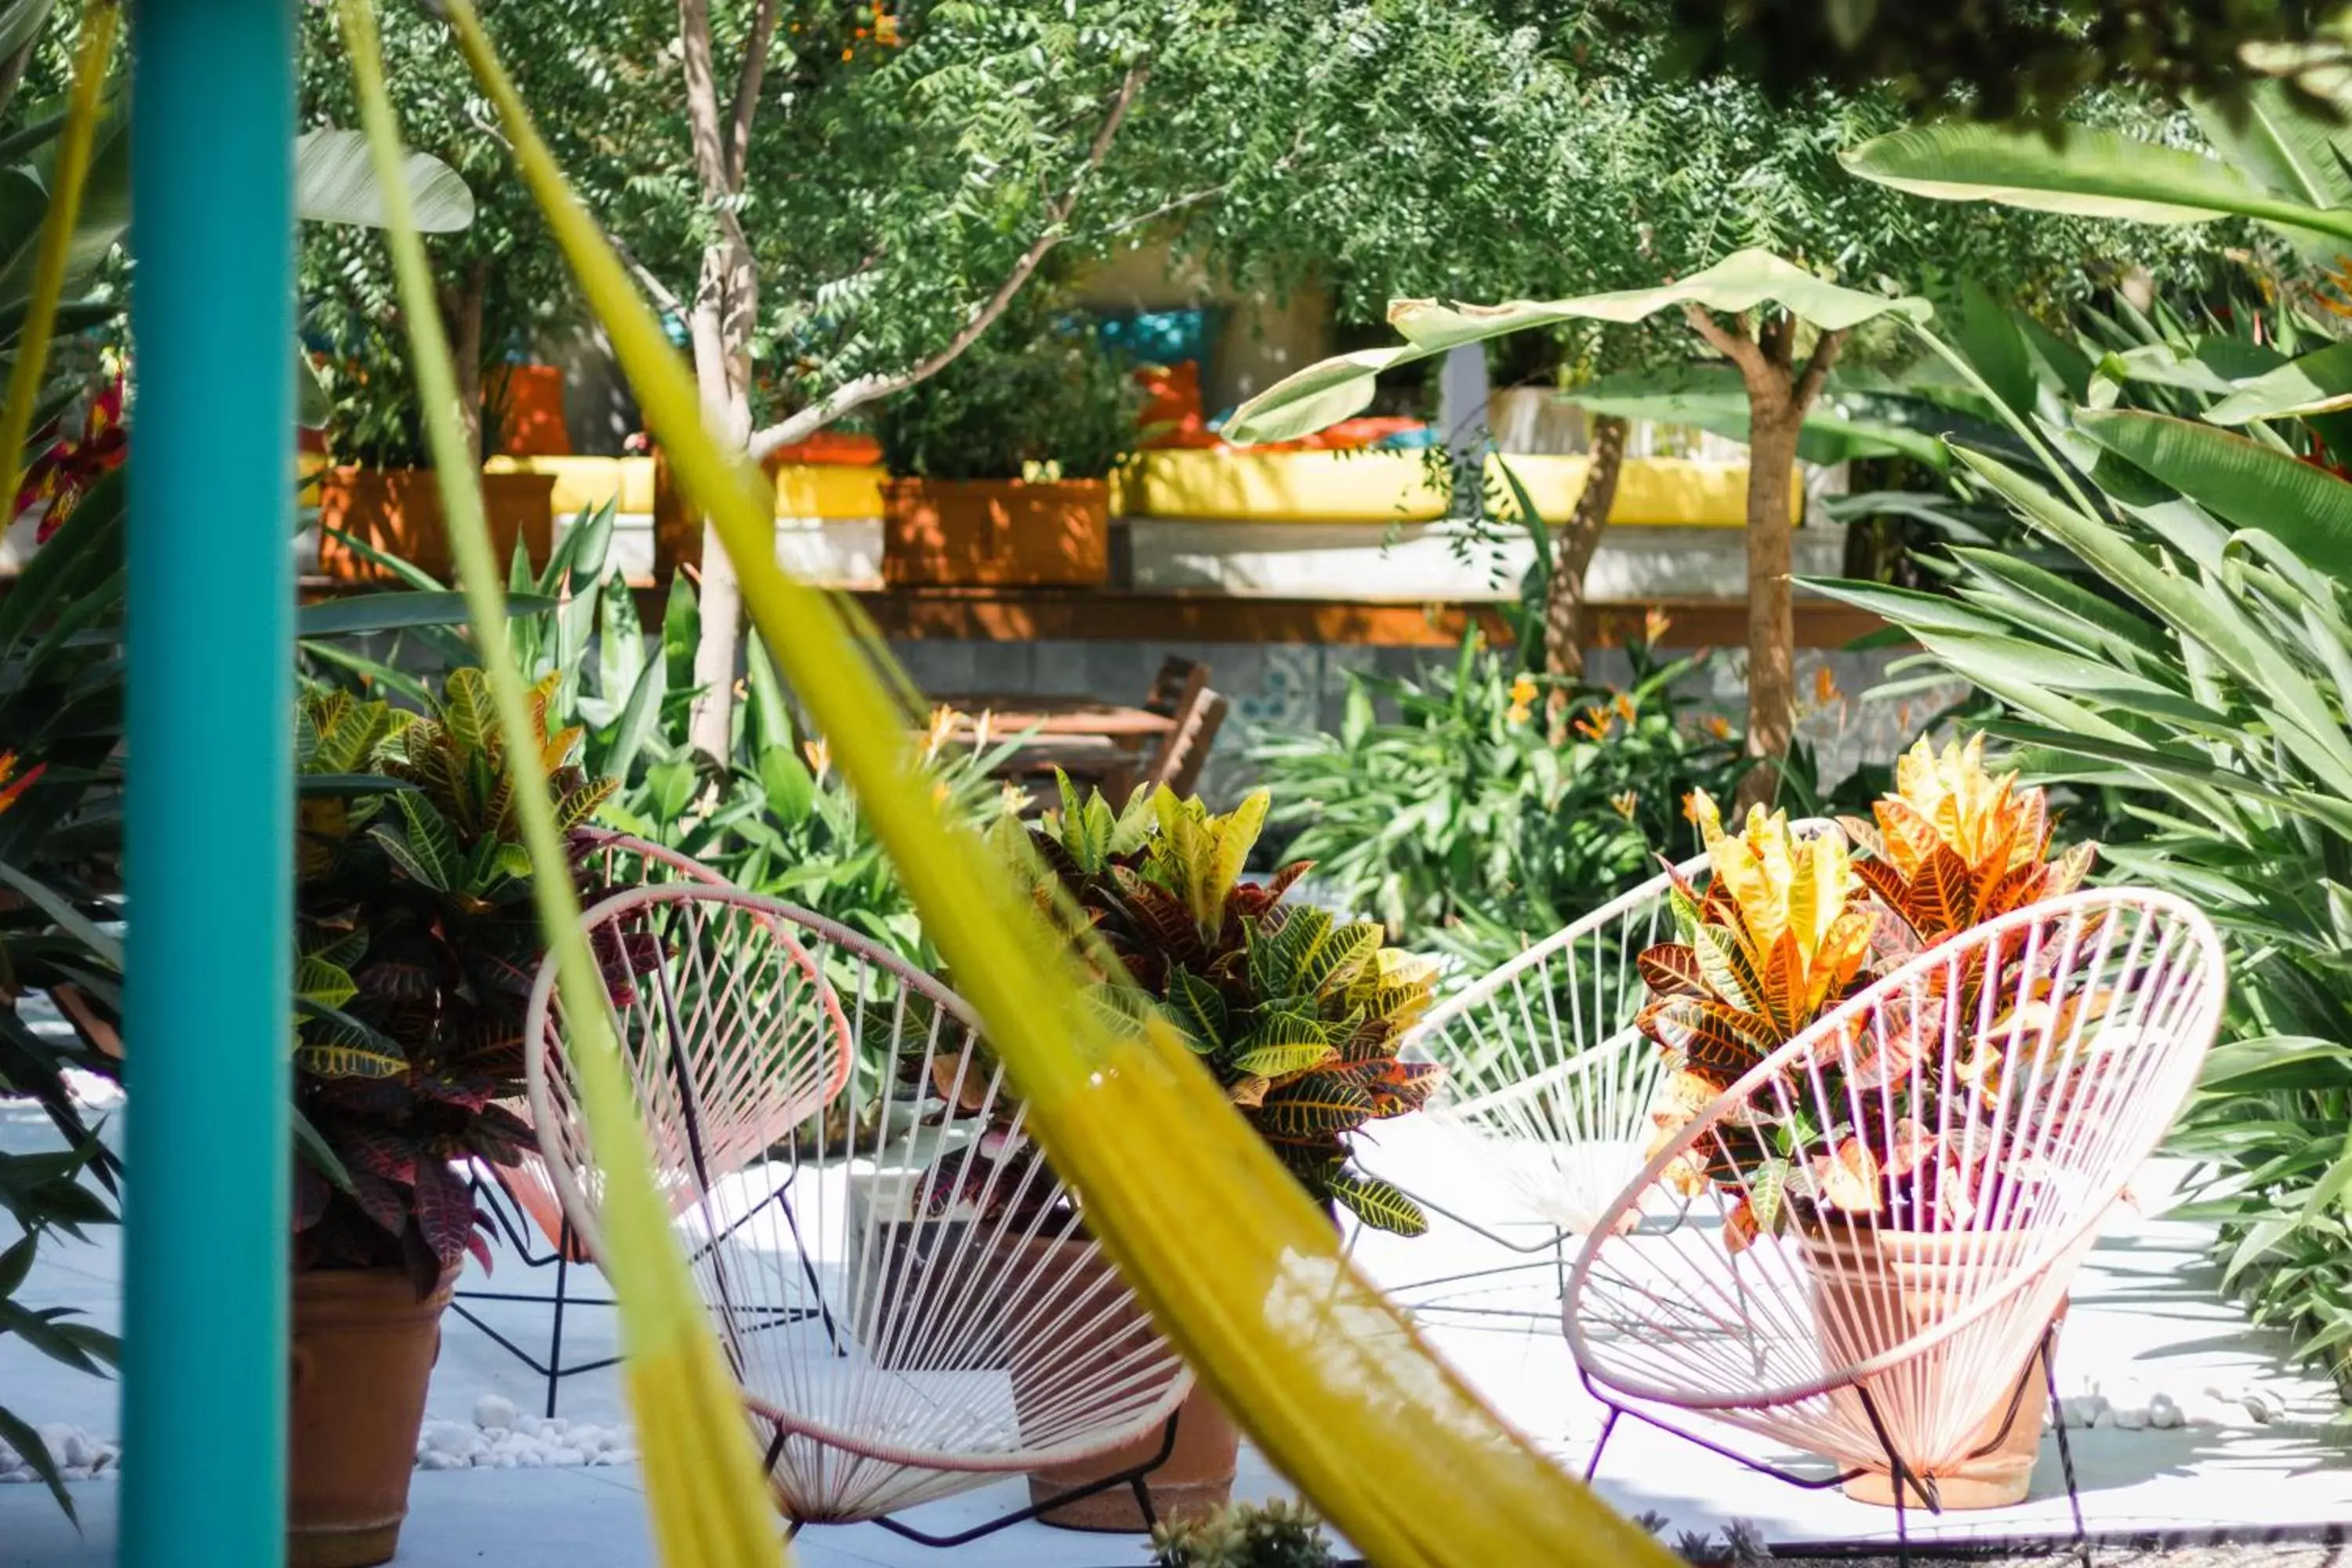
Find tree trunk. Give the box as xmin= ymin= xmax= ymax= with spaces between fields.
xmin=440 ymin=267 xmax=487 ymax=471
xmin=1542 ymin=412 xmax=1627 ymax=686
xmin=684 ymin=246 xmax=756 ymax=764
xmin=678 ymin=0 xmax=762 ymax=765
xmin=1737 ymin=390 xmax=1800 ymax=813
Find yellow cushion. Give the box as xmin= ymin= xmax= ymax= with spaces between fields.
xmin=1123 ymin=448 xmax=1791 ymax=526
xmin=771 ymin=463 xmax=887 ymax=519
xmin=482 ymin=455 xmax=630 ymax=514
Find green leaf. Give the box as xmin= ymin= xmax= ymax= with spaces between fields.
xmin=1328 ymin=1171 xmax=1428 ymax=1236
xmin=0 ymin=1403 xmax=74 ymax=1523
xmin=604 ymin=652 xmax=666 ymax=786
xmin=295 ymin=129 xmax=474 ymax=232
xmin=1842 ymin=121 xmax=2352 ymax=244
xmin=2075 ymin=408 xmax=2352 ymax=567
xmin=1227 ymin=249 xmax=1931 ymax=444
xmin=1163 ymin=967 xmax=1229 ymax=1053
xmin=1232 ymin=1039 xmax=1340 ymax=1080
xmin=757 ymin=742 xmax=816 ymax=827
xmin=0 ymin=859 xmax=121 ymax=971
xmin=296 ymin=591 xmax=550 ymax=639
xmin=293 ymin=1041 xmax=407 ymax=1080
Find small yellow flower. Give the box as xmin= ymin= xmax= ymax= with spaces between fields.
xmin=1643 ymin=606 xmax=1674 ymax=646
xmin=1571 ymin=703 xmax=1613 ymax=742
xmin=1504 ymin=672 xmax=1537 ymax=727
xmin=998 ymin=778 xmax=1028 ymax=815
xmin=803 ymin=737 xmax=831 ymax=783
xmin=1612 ymin=691 xmax=1637 ymax=724
xmin=1680 ymin=790 xmax=1702 ymax=824
xmin=921 ymin=705 xmax=966 ymax=764
xmin=1610 ymin=789 xmax=1639 ymax=821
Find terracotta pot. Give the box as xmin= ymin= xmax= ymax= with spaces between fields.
xmin=880 ymin=477 xmax=1109 ymax=587
xmin=1803 ymin=1224 xmax=2064 ymax=1510
xmin=313 ymin=466 xmax=557 ymax=582
xmin=289 ymin=1269 xmax=451 ymax=1568
xmin=1012 ymin=1238 xmax=1234 ymax=1532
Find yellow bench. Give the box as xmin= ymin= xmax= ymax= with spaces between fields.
xmin=1122 ymin=449 xmax=1783 ymax=526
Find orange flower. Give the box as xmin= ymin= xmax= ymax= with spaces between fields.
xmin=1610 ymin=789 xmax=1639 ymax=821
xmin=1570 ymin=703 xmax=1613 ymax=742
xmin=1611 ymin=691 xmax=1638 ymax=724
xmin=1643 ymin=606 xmax=1674 ymax=646
xmin=0 ymin=752 xmax=43 ymax=816
xmin=1680 ymin=790 xmax=1702 ymax=824
xmin=1702 ymin=714 xmax=1733 ymax=741
xmin=1811 ymin=665 xmax=1843 ymax=709
xmin=803 ymin=737 xmax=831 ymax=783
xmin=1504 ymin=673 xmax=1537 ymax=727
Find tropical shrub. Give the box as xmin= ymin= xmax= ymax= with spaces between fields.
xmin=291 ymin=673 xmax=616 ymax=1295
xmin=1636 ymin=742 xmax=2095 ymax=1243
xmin=1152 ymin=1498 xmax=1340 ymax=1568
xmin=1823 ymin=89 xmax=2352 ymax=1389
xmin=315 ymin=503 xmax=1021 ymax=1087
xmin=874 ymin=317 xmax=1143 ymax=483
xmin=1247 ymin=626 xmax=1745 ymax=972
xmin=1030 ymin=783 xmax=1443 ymax=1235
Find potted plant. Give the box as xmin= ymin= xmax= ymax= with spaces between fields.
xmin=873 ymin=325 xmax=1140 ymax=587
xmin=1634 ymin=737 xmax=2096 ymax=1509
xmin=287 ymin=673 xmax=615 ymax=1566
xmin=923 ymin=782 xmax=1439 ymax=1530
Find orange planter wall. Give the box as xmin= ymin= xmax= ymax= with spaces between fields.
xmin=880 ymin=477 xmax=1109 ymax=587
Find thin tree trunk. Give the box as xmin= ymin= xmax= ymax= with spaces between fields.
xmin=1543 ymin=412 xmax=1627 ymax=686
xmin=678 ymin=0 xmax=761 ymax=764
xmin=1737 ymin=397 xmax=1799 ymax=811
xmin=441 ymin=267 xmax=487 ymax=470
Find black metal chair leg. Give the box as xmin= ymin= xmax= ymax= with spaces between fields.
xmin=545 ymin=1229 xmax=573 ymax=1420
xmin=2042 ymin=1327 xmax=2090 ymax=1568
xmin=1584 ymin=1405 xmax=1620 ymax=1484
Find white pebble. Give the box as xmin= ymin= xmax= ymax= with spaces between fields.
xmin=419 ymin=1421 xmax=481 ymax=1459
xmin=2110 ymin=1403 xmax=2149 ymax=1430
xmin=597 ymin=1450 xmax=637 ymax=1468
xmin=2147 ymin=1393 xmax=2183 ymax=1429
xmin=416 ymin=1451 xmax=467 ymax=1472
xmin=59 ymin=1432 xmax=93 ymax=1469
xmin=2059 ymin=1395 xmax=2108 ymax=1429
xmin=517 ymin=1450 xmax=547 ymax=1468
xmin=57 ymin=1466 xmax=88 ymax=1483
xmin=473 ymin=1395 xmax=517 ymax=1432
xmin=515 ymin=1415 xmax=546 ymax=1439
xmin=548 ymin=1446 xmax=586 ymax=1468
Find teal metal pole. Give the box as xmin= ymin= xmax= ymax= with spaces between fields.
xmin=122 ymin=2 xmax=294 ymax=1563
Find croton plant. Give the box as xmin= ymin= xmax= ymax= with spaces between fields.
xmin=1635 ymin=735 xmax=2096 ymax=1246
xmin=292 ymin=670 xmax=617 ymax=1296
xmin=926 ymin=782 xmax=1441 ymax=1236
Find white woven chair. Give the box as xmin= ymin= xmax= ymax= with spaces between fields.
xmin=1382 ymin=825 xmax=1838 ymax=1317
xmin=1563 ymin=888 xmax=2226 ymax=1554
xmin=524 ymin=884 xmax=1192 ymax=1532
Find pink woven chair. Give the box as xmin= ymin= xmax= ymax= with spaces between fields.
xmin=1563 ymin=887 xmax=2225 ymax=1555
xmin=524 ymin=885 xmax=1193 ymax=1534
xmin=452 ymin=829 xmax=748 ymax=1414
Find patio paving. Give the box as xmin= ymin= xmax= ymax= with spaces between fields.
xmin=5 ymin=1098 xmax=2350 ymax=1565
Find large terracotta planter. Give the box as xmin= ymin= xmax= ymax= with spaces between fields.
xmin=314 ymin=466 xmax=556 ymax=582
xmin=289 ymin=1269 xmax=451 ymax=1568
xmin=1011 ymin=1237 xmax=1233 ymax=1532
xmin=880 ymin=477 xmax=1109 ymax=587
xmin=1804 ymin=1224 xmax=2063 ymax=1510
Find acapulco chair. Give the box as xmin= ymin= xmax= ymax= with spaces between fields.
xmin=1563 ymin=888 xmax=2226 ymax=1564
xmin=524 ymin=885 xmax=1194 ymax=1538
xmin=450 ymin=829 xmax=741 ymax=1415
xmin=1380 ymin=823 xmax=1840 ymax=1323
